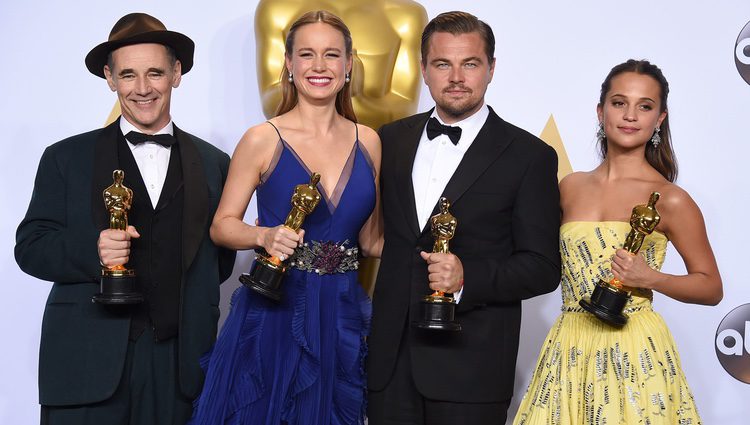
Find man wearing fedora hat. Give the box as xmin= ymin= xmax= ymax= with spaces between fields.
xmin=15 ymin=13 xmax=235 ymax=424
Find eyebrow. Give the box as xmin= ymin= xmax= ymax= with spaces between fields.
xmin=610 ymin=93 xmax=657 ymax=103
xmin=297 ymin=47 xmax=343 ymax=53
xmin=117 ymin=67 xmax=165 ymax=77
xmin=430 ymin=56 xmax=484 ymax=64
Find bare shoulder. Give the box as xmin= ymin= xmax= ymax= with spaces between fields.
xmin=357 ymin=124 xmax=381 ymax=152
xmin=234 ymin=121 xmax=281 ymax=162
xmin=560 ymin=171 xmax=593 ymax=195
xmin=239 ymin=121 xmax=279 ymax=147
xmin=652 ymin=182 xmax=707 ymax=235
xmin=356 ymin=123 xmax=381 ymax=172
xmin=559 ymin=171 xmax=599 ymax=218
xmin=654 ymin=182 xmax=699 ymax=215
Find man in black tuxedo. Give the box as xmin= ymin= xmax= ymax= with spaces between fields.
xmin=367 ymin=11 xmax=561 ymax=424
xmin=15 ymin=13 xmax=235 ymax=425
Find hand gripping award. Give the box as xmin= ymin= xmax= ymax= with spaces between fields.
xmin=580 ymin=192 xmax=661 ymax=327
xmin=240 ymin=173 xmax=322 ymax=301
xmin=415 ymin=197 xmax=462 ymax=331
xmin=93 ymin=169 xmax=143 ymax=304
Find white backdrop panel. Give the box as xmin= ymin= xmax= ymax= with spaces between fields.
xmin=1 ymin=1 xmax=748 ymax=424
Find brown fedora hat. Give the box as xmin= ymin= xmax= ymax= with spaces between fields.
xmin=85 ymin=13 xmax=195 ymax=78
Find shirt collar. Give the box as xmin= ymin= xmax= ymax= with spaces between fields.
xmin=429 ymin=103 xmax=489 ymax=146
xmin=120 ymin=117 xmax=174 ymax=145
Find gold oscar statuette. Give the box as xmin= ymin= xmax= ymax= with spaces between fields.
xmin=240 ymin=173 xmax=322 ymax=301
xmin=92 ymin=170 xmax=143 ymax=304
xmin=415 ymin=197 xmax=462 ymax=331
xmin=579 ymin=192 xmax=661 ymax=327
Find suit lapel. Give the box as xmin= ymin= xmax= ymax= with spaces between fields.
xmin=424 ymin=108 xmax=513 ymax=232
xmin=91 ymin=119 xmax=122 ymax=231
xmin=394 ymin=111 xmax=432 ymax=238
xmin=175 ymin=124 xmax=209 ymax=271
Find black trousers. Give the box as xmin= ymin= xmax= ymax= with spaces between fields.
xmin=368 ymin=333 xmax=510 ymax=425
xmin=41 ymin=328 xmax=192 ymax=425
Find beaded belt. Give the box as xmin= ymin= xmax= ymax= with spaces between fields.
xmin=289 ymin=240 xmax=359 ymax=275
xmin=562 ymin=304 xmax=653 ymax=314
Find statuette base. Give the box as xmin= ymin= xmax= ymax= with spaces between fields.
xmin=240 ymin=257 xmax=286 ymax=302
xmin=93 ymin=271 xmax=142 ymax=304
xmin=579 ymin=282 xmax=629 ymax=327
xmin=415 ymin=295 xmax=462 ymax=331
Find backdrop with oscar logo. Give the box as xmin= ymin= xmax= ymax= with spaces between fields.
xmin=1 ymin=1 xmax=749 ymax=423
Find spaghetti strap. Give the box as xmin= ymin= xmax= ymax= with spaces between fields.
xmin=352 ymin=123 xmax=374 ymax=178
xmin=266 ymin=121 xmax=282 ymax=140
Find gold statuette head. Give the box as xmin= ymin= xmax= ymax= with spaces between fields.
xmin=430 ymin=197 xmax=458 ymax=254
xmin=284 ymin=173 xmax=323 ymax=231
xmin=103 ymin=169 xmax=134 ymax=231
xmin=623 ymin=192 xmax=661 ymax=254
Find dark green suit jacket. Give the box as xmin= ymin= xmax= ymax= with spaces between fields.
xmin=15 ymin=119 xmax=235 ymax=406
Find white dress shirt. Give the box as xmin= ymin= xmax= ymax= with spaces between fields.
xmin=120 ymin=119 xmax=174 ymax=209
xmin=411 ymin=104 xmax=490 ymax=301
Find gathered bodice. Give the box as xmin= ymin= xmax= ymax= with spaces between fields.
xmin=559 ymin=221 xmax=668 ymax=311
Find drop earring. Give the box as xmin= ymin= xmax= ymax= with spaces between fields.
xmin=345 ymin=72 xmax=350 ymax=83
xmin=651 ymin=127 xmax=661 ymax=147
xmin=288 ymin=72 xmax=293 ymax=83
xmin=596 ymin=122 xmax=605 ymax=143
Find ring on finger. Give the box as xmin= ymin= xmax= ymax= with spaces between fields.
xmin=279 ymin=254 xmax=287 ymax=261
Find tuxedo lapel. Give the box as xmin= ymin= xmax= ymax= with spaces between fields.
xmin=91 ymin=120 xmax=123 ymax=231
xmin=425 ymin=108 xmax=513 ymax=231
xmin=175 ymin=124 xmax=209 ymax=271
xmin=394 ymin=111 xmax=432 ymax=238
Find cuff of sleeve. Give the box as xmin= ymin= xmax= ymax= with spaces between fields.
xmin=453 ymin=282 xmax=464 ymax=303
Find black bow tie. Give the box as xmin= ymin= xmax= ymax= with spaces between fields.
xmin=426 ymin=117 xmax=462 ymax=145
xmin=126 ymin=131 xmax=177 ymax=147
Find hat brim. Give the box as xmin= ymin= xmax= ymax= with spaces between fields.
xmin=85 ymin=30 xmax=194 ymax=78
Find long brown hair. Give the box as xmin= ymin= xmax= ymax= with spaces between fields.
xmin=598 ymin=59 xmax=678 ymax=182
xmin=275 ymin=10 xmax=356 ymax=122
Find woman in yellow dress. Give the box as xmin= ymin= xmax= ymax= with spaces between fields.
xmin=514 ymin=59 xmax=723 ymax=424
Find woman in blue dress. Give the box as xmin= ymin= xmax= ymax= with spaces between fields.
xmin=189 ymin=10 xmax=382 ymax=425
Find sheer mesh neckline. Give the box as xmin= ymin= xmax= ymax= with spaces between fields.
xmin=259 ymin=121 xmax=372 ymax=214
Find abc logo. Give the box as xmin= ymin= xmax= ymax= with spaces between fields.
xmin=736 ymin=21 xmax=750 ymax=85
xmin=715 ymin=303 xmax=750 ymax=384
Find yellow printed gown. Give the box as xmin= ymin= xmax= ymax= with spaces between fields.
xmin=514 ymin=222 xmax=701 ymax=425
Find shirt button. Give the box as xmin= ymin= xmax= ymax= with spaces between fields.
xmin=442 ymin=141 xmax=446 ymax=145
xmin=150 ymin=184 xmax=156 ymax=189
xmin=149 ymin=154 xmax=154 ymax=159
xmin=431 ymin=178 xmax=437 ymax=182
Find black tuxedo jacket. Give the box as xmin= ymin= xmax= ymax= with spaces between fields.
xmin=367 ymin=108 xmax=561 ymax=402
xmin=15 ymin=119 xmax=235 ymax=406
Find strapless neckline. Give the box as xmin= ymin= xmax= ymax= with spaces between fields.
xmin=561 ymin=220 xmax=668 ymax=241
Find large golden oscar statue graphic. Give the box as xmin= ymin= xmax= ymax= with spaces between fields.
xmin=92 ymin=170 xmax=143 ymax=304
xmin=254 ymin=0 xmax=428 ymax=295
xmin=579 ymin=192 xmax=661 ymax=326
xmin=240 ymin=173 xmax=322 ymax=301
xmin=415 ymin=197 xmax=462 ymax=331
xmin=255 ymin=0 xmax=427 ymax=130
